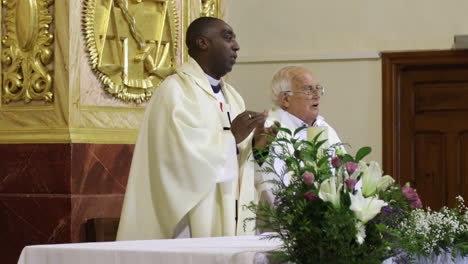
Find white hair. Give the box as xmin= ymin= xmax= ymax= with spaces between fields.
xmin=270 ymin=66 xmax=310 ymax=108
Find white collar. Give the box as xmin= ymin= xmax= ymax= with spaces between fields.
xmin=205 ymin=74 xmax=221 ymax=86
xmin=277 ymin=108 xmax=324 ymax=127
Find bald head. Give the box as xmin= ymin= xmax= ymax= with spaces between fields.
xmin=185 ymin=17 xmax=240 ymax=79
xmin=270 ymin=66 xmax=313 ymax=107
xmin=270 ymin=66 xmax=322 ymax=126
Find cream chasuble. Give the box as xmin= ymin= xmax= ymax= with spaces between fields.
xmin=117 ymin=58 xmax=257 ymax=240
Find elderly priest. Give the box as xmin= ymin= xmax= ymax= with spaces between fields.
xmin=254 ymin=66 xmax=345 ymax=205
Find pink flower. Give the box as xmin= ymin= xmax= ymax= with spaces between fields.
xmin=344 ymin=178 xmax=357 ymax=191
xmin=331 ymin=157 xmax=343 ymax=168
xmin=304 ymin=191 xmax=319 ymax=202
xmin=345 ymin=162 xmax=358 ymax=175
xmin=302 ymin=172 xmax=315 ymax=185
xmin=402 ymin=186 xmax=423 ymax=209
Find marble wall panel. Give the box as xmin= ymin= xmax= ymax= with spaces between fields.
xmin=0 ymin=143 xmax=134 ymax=264
xmin=71 ymin=144 xmax=134 ymax=194
xmin=0 ymin=195 xmax=71 ymax=264
xmin=0 ymin=144 xmax=71 ymax=193
xmin=0 ymin=143 xmax=134 ymax=195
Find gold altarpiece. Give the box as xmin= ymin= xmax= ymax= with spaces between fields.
xmin=0 ymin=2 xmax=224 ymax=263
xmin=0 ymin=0 xmax=224 ymax=144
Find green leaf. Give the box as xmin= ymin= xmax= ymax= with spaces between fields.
xmin=293 ymin=141 xmax=302 ymax=150
xmin=315 ymin=139 xmax=328 ymax=149
xmin=342 ymin=154 xmax=355 ymax=163
xmin=276 ymin=126 xmax=292 ymax=135
xmin=311 ymin=130 xmax=326 ymax=143
xmin=290 ymin=138 xmax=297 ymax=145
xmin=355 ymin=146 xmax=372 ymax=161
xmin=293 ymin=126 xmax=308 ymax=136
xmin=275 ymin=138 xmax=291 ymax=144
xmin=317 ymin=156 xmax=330 ymax=167
xmin=299 ymin=141 xmax=314 ymax=149
xmin=299 ymin=151 xmax=313 ymax=162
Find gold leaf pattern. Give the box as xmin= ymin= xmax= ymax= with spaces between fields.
xmin=2 ymin=0 xmax=54 ymax=104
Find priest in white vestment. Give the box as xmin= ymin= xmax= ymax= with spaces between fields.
xmin=117 ymin=17 xmax=273 ymax=240
xmin=254 ymin=66 xmax=345 ymax=205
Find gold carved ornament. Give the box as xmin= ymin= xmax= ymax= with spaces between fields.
xmin=83 ymin=0 xmax=179 ymax=104
xmin=2 ymin=0 xmax=54 ymax=104
xmin=200 ymin=0 xmax=219 ymax=18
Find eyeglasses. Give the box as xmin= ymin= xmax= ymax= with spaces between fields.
xmin=285 ymin=84 xmax=325 ymax=96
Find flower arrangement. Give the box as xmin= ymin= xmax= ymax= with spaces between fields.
xmin=247 ymin=126 xmax=467 ymax=264
xmin=391 ymin=196 xmax=468 ymax=263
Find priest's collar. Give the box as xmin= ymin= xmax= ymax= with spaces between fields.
xmin=205 ymin=74 xmax=222 ymax=93
xmin=277 ymin=108 xmax=324 ymax=128
xmin=205 ymin=74 xmax=221 ymax=86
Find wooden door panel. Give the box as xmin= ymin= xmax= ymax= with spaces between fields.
xmin=382 ymin=50 xmax=468 ymax=210
xmin=415 ymin=112 xmax=468 ymax=130
xmin=414 ymin=132 xmax=445 ymax=209
xmin=444 ymin=132 xmax=462 ymax=208
xmin=415 ymin=82 xmax=468 ymax=112
xmin=398 ymin=71 xmax=415 ymax=187
xmin=461 ymin=132 xmax=468 ymax=200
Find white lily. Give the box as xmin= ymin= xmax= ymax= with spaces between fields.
xmin=361 ymin=161 xmax=394 ymax=197
xmin=349 ymin=191 xmax=387 ymax=244
xmin=349 ymin=191 xmax=387 ymax=223
xmin=355 ymin=222 xmax=366 ymax=245
xmin=318 ymin=177 xmax=342 ymax=208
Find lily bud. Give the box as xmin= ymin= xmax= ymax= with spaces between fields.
xmin=345 ymin=162 xmax=358 ymax=175
xmin=344 ymin=178 xmax=357 ymax=191
xmin=304 ymin=191 xmax=319 ymax=202
xmin=331 ymin=157 xmax=343 ymax=168
xmin=302 ymin=172 xmax=315 ymax=185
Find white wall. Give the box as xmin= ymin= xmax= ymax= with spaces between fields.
xmin=225 ymin=0 xmax=468 ymax=164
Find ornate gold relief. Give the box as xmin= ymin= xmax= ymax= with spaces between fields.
xmin=1 ymin=0 xmax=54 ymax=104
xmin=83 ymin=0 xmax=179 ymax=104
xmin=200 ymin=0 xmax=219 ymax=17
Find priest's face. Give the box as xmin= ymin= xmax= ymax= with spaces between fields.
xmin=281 ymin=70 xmax=321 ymax=126
xmin=204 ymin=21 xmax=240 ymax=79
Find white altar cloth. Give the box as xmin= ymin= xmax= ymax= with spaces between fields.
xmin=17 ymin=235 xmax=283 ymax=264
xmin=18 ymin=235 xmax=468 ymax=264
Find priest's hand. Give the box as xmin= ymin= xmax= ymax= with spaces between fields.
xmin=253 ymin=121 xmax=280 ymax=149
xmin=231 ymin=111 xmax=267 ymax=144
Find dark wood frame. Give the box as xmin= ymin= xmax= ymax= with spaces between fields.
xmin=381 ymin=50 xmax=468 ymax=181
xmin=86 ymin=218 xmax=120 ymax=242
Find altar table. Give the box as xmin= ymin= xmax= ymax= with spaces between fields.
xmin=17 ymin=235 xmax=468 ymax=264
xmin=18 ymin=235 xmax=283 ymax=264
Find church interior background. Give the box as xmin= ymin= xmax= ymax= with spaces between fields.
xmin=0 ymin=0 xmax=467 ymax=263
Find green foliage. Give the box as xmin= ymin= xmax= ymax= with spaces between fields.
xmin=247 ymin=127 xmax=397 ymax=264
xmin=250 ymin=124 xmax=468 ymax=264
xmin=355 ymin=146 xmax=372 ymax=162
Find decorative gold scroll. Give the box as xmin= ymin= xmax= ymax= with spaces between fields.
xmin=1 ymin=0 xmax=54 ymax=104
xmin=200 ymin=0 xmax=219 ymax=18
xmin=83 ymin=0 xmax=179 ymax=104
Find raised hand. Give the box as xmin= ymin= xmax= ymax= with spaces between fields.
xmin=253 ymin=121 xmax=280 ymax=149
xmin=231 ymin=111 xmax=267 ymax=144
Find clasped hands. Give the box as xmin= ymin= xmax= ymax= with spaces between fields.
xmin=231 ymin=110 xmax=279 ymax=148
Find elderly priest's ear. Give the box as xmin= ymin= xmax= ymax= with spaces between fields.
xmin=117 ymin=17 xmax=274 ymax=240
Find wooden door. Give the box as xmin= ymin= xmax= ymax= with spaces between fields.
xmin=382 ymin=50 xmax=468 ymax=209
